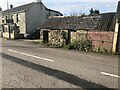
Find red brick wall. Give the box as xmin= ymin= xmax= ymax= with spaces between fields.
xmin=87 ymin=31 xmax=114 ymax=50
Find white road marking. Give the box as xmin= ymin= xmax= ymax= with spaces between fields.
xmin=8 ymin=49 xmax=54 ymax=62
xmin=101 ymin=72 xmax=120 ymax=78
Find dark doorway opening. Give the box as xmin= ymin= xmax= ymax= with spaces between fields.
xmin=43 ymin=31 xmax=49 ymax=43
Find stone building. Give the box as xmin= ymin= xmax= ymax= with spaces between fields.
xmin=1 ymin=0 xmax=63 ymax=39
xmin=41 ymin=12 xmax=119 ymax=52
xmin=41 ymin=1 xmax=120 ymax=53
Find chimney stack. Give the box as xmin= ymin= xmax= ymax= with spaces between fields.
xmin=35 ymin=0 xmax=42 ymax=3
xmin=10 ymin=5 xmax=13 ymax=9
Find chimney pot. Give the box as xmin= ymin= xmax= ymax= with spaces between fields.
xmin=35 ymin=0 xmax=42 ymax=2
xmin=10 ymin=5 xmax=13 ymax=9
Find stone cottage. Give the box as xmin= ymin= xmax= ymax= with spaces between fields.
xmin=41 ymin=12 xmax=120 ymax=52
xmin=1 ymin=0 xmax=63 ymax=39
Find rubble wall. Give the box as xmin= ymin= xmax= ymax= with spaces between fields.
xmin=71 ymin=30 xmax=87 ymax=43
xmin=71 ymin=30 xmax=114 ymax=50
xmin=48 ymin=30 xmax=67 ymax=46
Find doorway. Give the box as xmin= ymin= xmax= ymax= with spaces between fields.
xmin=43 ymin=30 xmax=49 ymax=43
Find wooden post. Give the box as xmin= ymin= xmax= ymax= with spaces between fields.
xmin=112 ymin=1 xmax=120 ymax=52
xmin=43 ymin=30 xmax=48 ymax=43
xmin=68 ymin=30 xmax=71 ymax=43
xmin=112 ymin=20 xmax=119 ymax=52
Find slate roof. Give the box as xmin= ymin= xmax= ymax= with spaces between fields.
xmin=2 ymin=2 xmax=35 ymax=16
xmin=46 ymin=8 xmax=63 ymax=16
xmin=0 ymin=7 xmax=2 ymax=11
xmin=116 ymin=1 xmax=120 ymax=20
xmin=42 ymin=13 xmax=116 ymax=31
xmin=2 ymin=2 xmax=63 ymax=16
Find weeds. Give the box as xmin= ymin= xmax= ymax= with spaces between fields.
xmin=64 ymin=39 xmax=113 ymax=54
xmin=64 ymin=39 xmax=92 ymax=51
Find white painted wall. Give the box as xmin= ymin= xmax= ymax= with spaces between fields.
xmin=16 ymin=12 xmax=26 ymax=34
xmin=26 ymin=2 xmax=47 ymax=34
xmin=2 ymin=11 xmax=26 ymax=34
xmin=2 ymin=2 xmax=62 ymax=36
xmin=26 ymin=3 xmax=62 ymax=34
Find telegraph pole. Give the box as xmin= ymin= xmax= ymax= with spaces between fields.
xmin=7 ymin=0 xmax=11 ymax=39
xmin=7 ymin=0 xmax=9 ymax=10
xmin=7 ymin=0 xmax=10 ymax=18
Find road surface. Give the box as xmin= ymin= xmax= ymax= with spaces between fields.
xmin=0 ymin=38 xmax=119 ymax=89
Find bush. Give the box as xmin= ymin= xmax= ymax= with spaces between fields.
xmin=73 ymin=39 xmax=92 ymax=51
xmin=64 ymin=39 xmax=114 ymax=54
xmin=65 ymin=39 xmax=92 ymax=51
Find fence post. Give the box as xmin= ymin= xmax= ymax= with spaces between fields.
xmin=112 ymin=19 xmax=119 ymax=52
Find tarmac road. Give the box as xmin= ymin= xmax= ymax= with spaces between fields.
xmin=0 ymin=38 xmax=119 ymax=89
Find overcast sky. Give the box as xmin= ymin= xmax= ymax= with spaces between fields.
xmin=0 ymin=0 xmax=119 ymax=16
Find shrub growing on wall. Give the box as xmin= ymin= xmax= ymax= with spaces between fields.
xmin=73 ymin=38 xmax=92 ymax=51
xmin=65 ymin=38 xmax=92 ymax=51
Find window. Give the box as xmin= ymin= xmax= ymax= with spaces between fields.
xmin=5 ymin=16 xmax=8 ymax=20
xmin=4 ymin=27 xmax=8 ymax=32
xmin=16 ymin=14 xmax=20 ymax=23
xmin=11 ymin=15 xmax=13 ymax=20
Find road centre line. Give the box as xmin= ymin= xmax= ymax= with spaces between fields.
xmin=7 ymin=49 xmax=119 ymax=78
xmin=101 ymin=72 xmax=120 ymax=78
xmin=8 ymin=49 xmax=54 ymax=62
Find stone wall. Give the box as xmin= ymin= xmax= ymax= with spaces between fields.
xmin=49 ymin=30 xmax=67 ymax=46
xmin=42 ymin=29 xmax=115 ymax=51
xmin=71 ymin=30 xmax=114 ymax=51
xmin=71 ymin=30 xmax=87 ymax=43
xmin=87 ymin=31 xmax=114 ymax=50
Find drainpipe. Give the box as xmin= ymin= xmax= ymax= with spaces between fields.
xmin=49 ymin=9 xmax=50 ymax=16
xmin=8 ymin=24 xmax=11 ymax=39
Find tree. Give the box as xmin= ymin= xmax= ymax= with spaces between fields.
xmin=89 ymin=8 xmax=100 ymax=15
xmin=94 ymin=9 xmax=100 ymax=14
xmin=89 ymin=8 xmax=94 ymax=15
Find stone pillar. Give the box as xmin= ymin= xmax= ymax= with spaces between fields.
xmin=68 ymin=30 xmax=71 ymax=44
